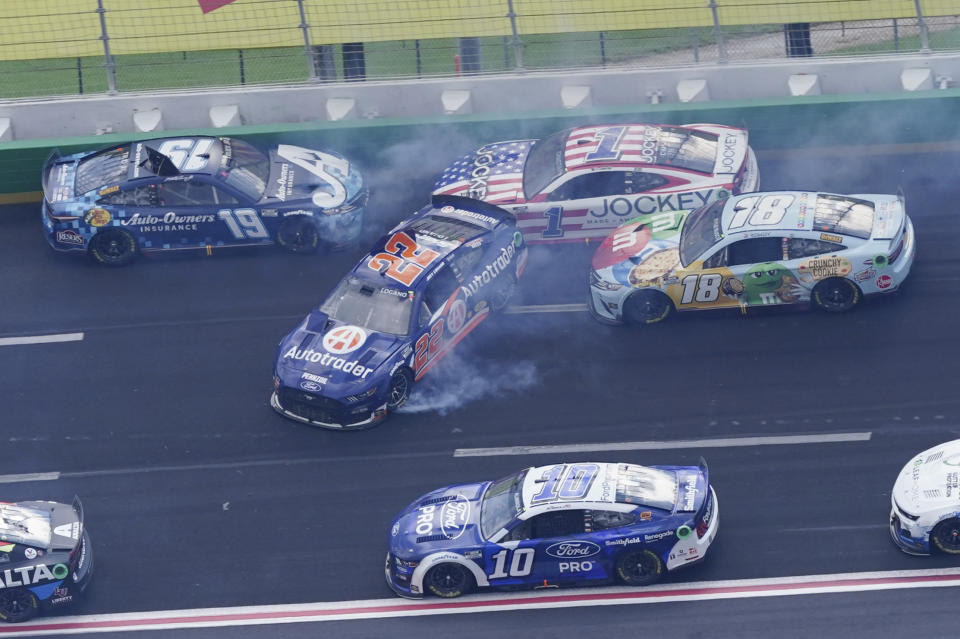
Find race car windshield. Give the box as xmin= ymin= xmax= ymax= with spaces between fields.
xmin=219 ymin=138 xmax=269 ymax=200
xmin=679 ymin=198 xmax=726 ymax=266
xmin=813 ymin=194 xmax=874 ymax=239
xmin=75 ymin=145 xmax=130 ymax=195
xmin=522 ymin=130 xmax=568 ymax=199
xmin=654 ymin=127 xmax=719 ymax=174
xmin=319 ymin=278 xmax=414 ymax=336
xmin=480 ymin=469 xmax=527 ymax=540
xmin=0 ymin=504 xmax=51 ymax=547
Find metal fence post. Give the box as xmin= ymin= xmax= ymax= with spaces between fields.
xmin=708 ymin=0 xmax=727 ymax=64
xmin=505 ymin=0 xmax=525 ymax=70
xmin=297 ymin=0 xmax=318 ymax=80
xmin=913 ymin=0 xmax=930 ymax=52
xmin=96 ymin=0 xmax=117 ymax=93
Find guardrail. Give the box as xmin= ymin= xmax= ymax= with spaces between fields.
xmin=1 ymin=1 xmax=958 ymax=98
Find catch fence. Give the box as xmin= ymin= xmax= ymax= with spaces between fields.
xmin=1 ymin=0 xmax=958 ymax=99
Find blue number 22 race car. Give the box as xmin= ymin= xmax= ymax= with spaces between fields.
xmin=41 ymin=136 xmax=367 ymax=265
xmin=386 ymin=460 xmax=718 ymax=598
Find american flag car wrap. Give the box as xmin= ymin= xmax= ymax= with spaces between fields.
xmin=433 ymin=140 xmax=533 ymax=204
xmin=433 ymin=124 xmax=758 ymax=246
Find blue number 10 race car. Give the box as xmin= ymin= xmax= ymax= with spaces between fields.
xmin=41 ymin=136 xmax=367 ymax=265
xmin=386 ymin=460 xmax=718 ymax=598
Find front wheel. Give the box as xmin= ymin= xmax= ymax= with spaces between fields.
xmin=277 ymin=216 xmax=320 ymax=254
xmin=622 ymin=290 xmax=673 ymax=325
xmin=931 ymin=518 xmax=960 ymax=554
xmin=424 ymin=563 xmax=474 ymax=598
xmin=811 ymin=277 xmax=860 ymax=313
xmin=89 ymin=228 xmax=138 ymax=266
xmin=386 ymin=368 xmax=413 ymax=410
xmin=615 ymin=549 xmax=664 ymax=586
xmin=0 ymin=588 xmax=39 ymax=623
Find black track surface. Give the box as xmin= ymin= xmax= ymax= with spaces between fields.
xmin=2 ymin=143 xmax=959 ymax=637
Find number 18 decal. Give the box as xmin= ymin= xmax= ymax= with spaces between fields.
xmin=680 ymin=273 xmax=722 ymax=304
xmin=728 ymin=194 xmax=794 ymax=229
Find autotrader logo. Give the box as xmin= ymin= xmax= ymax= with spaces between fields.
xmin=322 ymin=326 xmax=367 ymax=355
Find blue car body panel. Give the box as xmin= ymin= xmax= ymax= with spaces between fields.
xmin=385 ymin=461 xmax=719 ymax=597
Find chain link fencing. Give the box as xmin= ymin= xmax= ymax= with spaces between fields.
xmin=1 ymin=0 xmax=958 ymax=99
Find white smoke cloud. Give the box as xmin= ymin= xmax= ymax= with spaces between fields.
xmin=398 ymin=350 xmax=539 ymax=415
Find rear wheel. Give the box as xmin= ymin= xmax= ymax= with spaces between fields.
xmin=89 ymin=228 xmax=138 ymax=266
xmin=622 ymin=290 xmax=673 ymax=325
xmin=489 ymin=274 xmax=517 ymax=312
xmin=812 ymin=277 xmax=860 ymax=313
xmin=615 ymin=549 xmax=664 ymax=586
xmin=931 ymin=518 xmax=960 ymax=554
xmin=0 ymin=588 xmax=39 ymax=623
xmin=277 ymin=216 xmax=320 ymax=254
xmin=424 ymin=563 xmax=474 ymax=598
xmin=386 ymin=368 xmax=413 ymax=410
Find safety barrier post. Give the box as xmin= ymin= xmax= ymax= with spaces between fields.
xmin=506 ymin=0 xmax=525 ymax=70
xmin=708 ymin=0 xmax=727 ymax=63
xmin=913 ymin=0 xmax=930 ymax=52
xmin=96 ymin=0 xmax=117 ymax=93
xmin=297 ymin=0 xmax=318 ymax=80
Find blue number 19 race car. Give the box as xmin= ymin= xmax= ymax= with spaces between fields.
xmin=41 ymin=136 xmax=367 ymax=265
xmin=386 ymin=460 xmax=718 ymax=598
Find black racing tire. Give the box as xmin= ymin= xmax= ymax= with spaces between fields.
xmin=386 ymin=368 xmax=414 ymax=411
xmin=931 ymin=518 xmax=960 ymax=554
xmin=489 ymin=274 xmax=518 ymax=313
xmin=424 ymin=562 xmax=474 ymax=598
xmin=811 ymin=277 xmax=861 ymax=313
xmin=0 ymin=588 xmax=39 ymax=623
xmin=622 ymin=290 xmax=673 ymax=325
xmin=276 ymin=216 xmax=321 ymax=254
xmin=615 ymin=548 xmax=665 ymax=587
xmin=88 ymin=228 xmax=138 ymax=266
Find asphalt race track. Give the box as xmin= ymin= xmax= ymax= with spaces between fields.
xmin=2 ymin=141 xmax=960 ymax=637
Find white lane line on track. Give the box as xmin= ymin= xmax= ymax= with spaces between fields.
xmin=505 ymin=303 xmax=588 ymax=314
xmin=3 ymin=567 xmax=960 ymax=636
xmin=0 ymin=333 xmax=83 ymax=346
xmin=0 ymin=472 xmax=60 ymax=484
xmin=454 ymin=431 xmax=872 ymax=457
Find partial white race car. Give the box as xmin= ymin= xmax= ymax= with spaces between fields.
xmin=890 ymin=439 xmax=960 ymax=555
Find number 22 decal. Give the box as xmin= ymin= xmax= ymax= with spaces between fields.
xmin=414 ymin=319 xmax=444 ymax=374
xmin=367 ymin=231 xmax=441 ymax=286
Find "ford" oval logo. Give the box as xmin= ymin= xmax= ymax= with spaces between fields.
xmin=439 ymin=495 xmax=471 ymax=540
xmin=300 ymin=380 xmax=322 ymax=392
xmin=545 ymin=541 xmax=601 ymax=559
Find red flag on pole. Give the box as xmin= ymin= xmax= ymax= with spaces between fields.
xmin=198 ymin=0 xmax=238 ymax=13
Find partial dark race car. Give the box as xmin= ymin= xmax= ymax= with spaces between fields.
xmin=42 ymin=136 xmax=367 ymax=265
xmin=272 ymin=194 xmax=527 ymax=429
xmin=386 ymin=460 xmax=718 ymax=598
xmin=0 ymin=498 xmax=93 ymax=623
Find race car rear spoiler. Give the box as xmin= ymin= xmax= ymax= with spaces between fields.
xmin=42 ymin=148 xmax=75 ymax=203
xmin=431 ymin=193 xmax=516 ymax=225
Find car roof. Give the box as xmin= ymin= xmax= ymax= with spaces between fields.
xmin=350 ymin=196 xmax=509 ymax=287
xmin=520 ymin=462 xmax=679 ymax=511
xmin=562 ymin=123 xmax=739 ymax=174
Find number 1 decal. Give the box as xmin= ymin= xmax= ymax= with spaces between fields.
xmin=542 ymin=207 xmax=564 ymax=238
xmin=585 ymin=126 xmax=627 ymax=162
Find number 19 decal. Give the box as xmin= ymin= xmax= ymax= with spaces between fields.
xmin=680 ymin=273 xmax=722 ymax=304
xmin=218 ymin=209 xmax=268 ymax=239
xmin=489 ymin=548 xmax=535 ymax=579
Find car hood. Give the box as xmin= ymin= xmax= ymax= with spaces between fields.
xmin=892 ymin=439 xmax=960 ymax=513
xmin=275 ymin=312 xmax=403 ymax=389
xmin=261 ymin=145 xmax=363 ymax=207
xmin=389 ymin=482 xmax=487 ymax=555
xmin=433 ymin=140 xmax=535 ymax=204
xmin=591 ymin=212 xmax=688 ymax=286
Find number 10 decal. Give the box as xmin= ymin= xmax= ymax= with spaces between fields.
xmin=530 ymin=464 xmax=600 ymax=503
xmin=489 ymin=548 xmax=535 ymax=579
